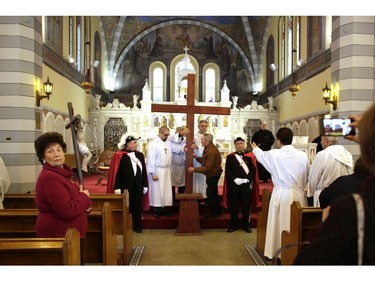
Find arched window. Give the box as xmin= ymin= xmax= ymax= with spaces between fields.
xmin=281 ymin=17 xmax=285 ymax=79
xmin=287 ymin=16 xmax=292 ymax=76
xmin=69 ymin=16 xmax=73 ymax=59
xmin=170 ymin=54 xmax=199 ymax=101
xmin=76 ymin=16 xmax=81 ymax=73
xmin=149 ymin=61 xmax=167 ymax=102
xmin=202 ymin=63 xmax=219 ymax=102
xmin=296 ymin=16 xmax=301 ymax=62
xmin=174 ymin=59 xmax=194 ymax=101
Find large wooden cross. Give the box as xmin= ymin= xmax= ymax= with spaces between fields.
xmin=151 ymin=74 xmax=230 ymax=234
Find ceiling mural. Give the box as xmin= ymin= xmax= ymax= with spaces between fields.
xmin=99 ymin=16 xmax=270 ymax=101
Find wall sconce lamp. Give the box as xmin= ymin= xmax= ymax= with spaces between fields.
xmin=36 ymin=76 xmax=53 ymax=107
xmin=322 ymin=82 xmax=337 ymax=111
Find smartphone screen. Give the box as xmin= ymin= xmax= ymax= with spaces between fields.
xmin=320 ymin=118 xmax=356 ymax=136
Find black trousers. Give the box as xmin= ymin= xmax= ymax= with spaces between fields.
xmin=257 ymin=162 xmax=271 ymax=181
xmin=206 ymin=176 xmax=222 ymax=215
xmin=228 ymin=183 xmax=252 ymax=228
xmin=126 ymin=187 xmax=143 ymax=229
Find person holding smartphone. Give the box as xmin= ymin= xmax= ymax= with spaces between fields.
xmin=294 ymin=105 xmax=375 ymax=265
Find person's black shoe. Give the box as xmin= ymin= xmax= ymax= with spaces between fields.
xmin=153 ymin=213 xmax=161 ymax=218
xmin=133 ymin=227 xmax=143 ymax=233
xmin=243 ymin=227 xmax=252 ymax=233
xmin=226 ymin=227 xmax=237 ymax=233
xmin=161 ymin=207 xmax=173 ymax=216
xmin=204 ymin=214 xmax=219 ymax=218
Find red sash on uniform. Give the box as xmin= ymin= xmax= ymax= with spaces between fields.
xmin=222 ymin=151 xmax=261 ymax=212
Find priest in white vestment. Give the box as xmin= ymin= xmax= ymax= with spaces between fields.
xmin=307 ymin=136 xmax=353 ymax=207
xmin=147 ymin=126 xmax=173 ymax=217
xmin=252 ymin=127 xmax=309 ymax=260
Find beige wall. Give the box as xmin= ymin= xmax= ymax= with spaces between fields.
xmin=42 ymin=65 xmax=91 ymax=121
xmin=277 ymin=68 xmax=331 ymax=123
xmin=263 ymin=16 xmax=333 ymax=125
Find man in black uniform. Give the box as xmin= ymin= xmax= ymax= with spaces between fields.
xmin=224 ymin=134 xmax=256 ymax=233
xmin=251 ymin=121 xmax=275 ymax=183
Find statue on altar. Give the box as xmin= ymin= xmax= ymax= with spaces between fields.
xmin=250 ymin=100 xmax=258 ymax=110
xmin=232 ymin=96 xmax=238 ymax=109
xmin=268 ymin=97 xmax=275 ymax=111
xmin=133 ymin=95 xmax=139 ymax=109
xmin=94 ymin=94 xmax=101 ymax=109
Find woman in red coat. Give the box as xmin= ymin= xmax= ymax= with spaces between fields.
xmin=34 ymin=132 xmax=92 ymax=240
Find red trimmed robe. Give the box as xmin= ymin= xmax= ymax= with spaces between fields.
xmin=107 ymin=150 xmax=150 ymax=211
xmin=222 ymin=151 xmax=261 ymax=213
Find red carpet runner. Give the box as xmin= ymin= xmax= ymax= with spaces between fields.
xmin=81 ymin=173 xmax=273 ymax=229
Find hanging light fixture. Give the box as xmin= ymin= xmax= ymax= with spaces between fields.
xmin=81 ymin=69 xmax=94 ymax=94
xmin=81 ymin=41 xmax=94 ymax=94
xmin=322 ymin=82 xmax=337 ymax=110
xmin=288 ymin=46 xmax=300 ymax=98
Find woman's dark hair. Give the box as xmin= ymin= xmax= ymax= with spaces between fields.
xmin=34 ymin=132 xmax=67 ymax=164
xmin=276 ymin=127 xmax=293 ymax=145
xmin=359 ymin=104 xmax=375 ymax=175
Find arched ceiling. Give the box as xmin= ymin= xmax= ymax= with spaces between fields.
xmin=99 ymin=16 xmax=270 ymax=93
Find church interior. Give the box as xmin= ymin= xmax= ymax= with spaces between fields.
xmin=0 ymin=7 xmax=374 ymax=270
xmin=3 ymin=15 xmax=373 ymax=194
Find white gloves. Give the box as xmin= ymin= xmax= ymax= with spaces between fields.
xmin=143 ymin=187 xmax=148 ymax=194
xmin=234 ymin=178 xmax=249 ymax=185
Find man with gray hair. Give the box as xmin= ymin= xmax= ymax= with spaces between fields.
xmin=188 ymin=133 xmax=223 ymax=218
xmin=307 ymin=135 xmax=353 ymax=207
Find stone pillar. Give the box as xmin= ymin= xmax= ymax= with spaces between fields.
xmin=331 ymin=16 xmax=375 ymax=159
xmin=0 ymin=16 xmax=43 ymax=193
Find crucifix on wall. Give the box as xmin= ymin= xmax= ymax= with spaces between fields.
xmin=151 ymin=74 xmax=230 ymax=234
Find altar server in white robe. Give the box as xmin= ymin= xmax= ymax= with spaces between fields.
xmin=252 ymin=127 xmax=309 ymax=260
xmin=191 ymin=120 xmax=209 ymax=198
xmin=147 ymin=126 xmax=173 ymax=218
xmin=169 ymin=127 xmax=190 ymax=201
xmin=307 ymin=136 xmax=353 ymax=207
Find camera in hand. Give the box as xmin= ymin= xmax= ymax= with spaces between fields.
xmin=320 ymin=118 xmax=356 ymax=137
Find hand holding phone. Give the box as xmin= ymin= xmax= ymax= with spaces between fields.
xmin=320 ymin=118 xmax=356 ymax=137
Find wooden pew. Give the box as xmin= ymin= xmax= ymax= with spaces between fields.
xmin=85 ymin=192 xmax=133 ymax=265
xmin=280 ymin=201 xmax=322 ymax=265
xmin=0 ymin=203 xmax=117 ymax=265
xmin=256 ymin=188 xmax=270 ymax=256
xmin=3 ymin=191 xmax=133 ymax=265
xmin=83 ymin=202 xmax=118 ymax=265
xmin=0 ymin=228 xmax=81 ymax=265
xmin=65 ymin=154 xmax=83 ymax=170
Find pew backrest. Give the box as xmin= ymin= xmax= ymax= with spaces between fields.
xmin=0 ymin=204 xmax=117 ymax=265
xmin=0 ymin=228 xmax=80 ymax=265
xmin=2 ymin=191 xmax=133 ymax=265
xmin=256 ymin=188 xmax=271 ymax=255
xmin=280 ymin=201 xmax=322 ymax=265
